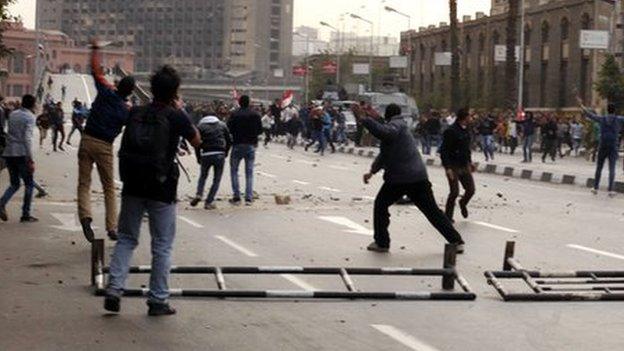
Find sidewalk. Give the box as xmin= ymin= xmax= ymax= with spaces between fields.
xmin=277 ymin=138 xmax=624 ymax=193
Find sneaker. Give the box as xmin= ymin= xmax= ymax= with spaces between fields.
xmin=80 ymin=217 xmax=94 ymax=243
xmin=608 ymin=191 xmax=617 ymax=198
xmin=20 ymin=216 xmax=39 ymax=223
xmin=229 ymin=198 xmax=242 ymax=206
xmin=204 ymin=203 xmax=217 ymax=210
xmin=0 ymin=206 xmax=7 ymax=222
xmin=147 ymin=302 xmax=176 ymax=316
xmin=35 ymin=191 xmax=48 ymax=199
xmin=190 ymin=197 xmax=201 ymax=207
xmin=104 ymin=294 xmax=120 ymax=313
xmin=459 ymin=200 xmax=469 ymax=219
xmin=454 ymin=241 xmax=465 ymax=254
xmin=107 ymin=230 xmax=119 ymax=241
xmin=245 ymin=200 xmax=253 ymax=206
xmin=591 ymin=189 xmax=598 ymax=195
xmin=366 ymin=242 xmax=389 ymax=253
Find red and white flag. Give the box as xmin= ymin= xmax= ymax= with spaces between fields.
xmin=281 ymin=90 xmax=293 ymax=108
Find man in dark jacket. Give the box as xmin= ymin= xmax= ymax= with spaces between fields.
xmin=191 ymin=114 xmax=232 ymax=209
xmin=479 ymin=115 xmax=496 ymax=161
xmin=77 ymin=39 xmax=136 ymax=242
xmin=541 ymin=114 xmax=558 ymax=163
xmin=440 ymin=109 xmax=475 ymax=222
xmin=227 ymin=95 xmax=263 ymax=205
xmin=360 ymin=104 xmax=465 ymax=253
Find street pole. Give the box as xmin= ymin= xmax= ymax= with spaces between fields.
xmin=295 ymin=32 xmax=310 ymax=103
xmin=517 ymin=0 xmax=525 ymax=113
xmin=385 ymin=6 xmax=412 ymax=94
xmin=320 ymin=22 xmax=341 ymax=85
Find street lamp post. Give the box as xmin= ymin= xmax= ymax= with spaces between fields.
xmin=350 ymin=13 xmax=374 ymax=91
xmin=294 ymin=32 xmax=310 ymax=103
xmin=517 ymin=0 xmax=525 ymax=113
xmin=384 ymin=6 xmax=412 ymax=93
xmin=320 ymin=21 xmax=341 ymax=86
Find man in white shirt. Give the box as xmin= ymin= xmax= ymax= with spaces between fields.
xmin=0 ymin=94 xmax=38 ymax=223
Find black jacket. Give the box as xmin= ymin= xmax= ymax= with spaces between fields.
xmin=363 ymin=116 xmax=428 ymax=184
xmin=541 ymin=121 xmax=558 ymax=140
xmin=197 ymin=116 xmax=232 ymax=156
xmin=227 ymin=107 xmax=263 ymax=146
xmin=440 ymin=123 xmax=472 ymax=168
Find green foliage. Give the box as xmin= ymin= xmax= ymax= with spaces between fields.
xmin=0 ymin=0 xmax=16 ymax=58
xmin=594 ymin=54 xmax=624 ymax=113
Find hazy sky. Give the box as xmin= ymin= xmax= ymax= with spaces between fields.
xmin=9 ymin=0 xmax=491 ymax=39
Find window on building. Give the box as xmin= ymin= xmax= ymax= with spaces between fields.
xmin=478 ymin=33 xmax=485 ymax=52
xmin=581 ymin=13 xmax=592 ymax=30
xmin=541 ymin=21 xmax=550 ymax=43
xmin=465 ymin=35 xmax=471 ymax=54
xmin=561 ymin=17 xmax=569 ymax=41
xmin=11 ymin=52 xmax=25 ymax=74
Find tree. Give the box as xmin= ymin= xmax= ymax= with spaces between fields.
xmin=0 ymin=0 xmax=16 ymax=58
xmin=449 ymin=0 xmax=461 ymax=111
xmin=594 ymin=54 xmax=624 ymax=113
xmin=505 ymin=0 xmax=519 ymax=110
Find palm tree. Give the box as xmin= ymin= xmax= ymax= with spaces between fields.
xmin=505 ymin=0 xmax=520 ymax=110
xmin=449 ymin=0 xmax=461 ymax=111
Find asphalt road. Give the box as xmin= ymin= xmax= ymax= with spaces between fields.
xmin=2 ymin=138 xmax=624 ymax=351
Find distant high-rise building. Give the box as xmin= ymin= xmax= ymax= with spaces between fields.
xmin=36 ymin=0 xmax=293 ymax=77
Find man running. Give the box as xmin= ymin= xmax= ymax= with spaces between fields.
xmin=0 ymin=95 xmax=38 ymax=223
xmin=578 ymin=98 xmax=624 ymax=196
xmin=77 ymin=39 xmax=136 ymax=242
xmin=360 ymin=104 xmax=465 ymax=254
xmin=440 ymin=108 xmax=476 ymax=222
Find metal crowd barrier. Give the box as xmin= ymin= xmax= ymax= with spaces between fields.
xmin=485 ymin=241 xmax=624 ymax=301
xmin=91 ymin=240 xmax=475 ymax=301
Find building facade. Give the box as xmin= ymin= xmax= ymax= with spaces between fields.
xmin=36 ymin=0 xmax=293 ymax=78
xmin=402 ymin=0 xmax=615 ymax=110
xmin=330 ymin=32 xmax=400 ymax=57
xmin=0 ymin=21 xmax=134 ymax=99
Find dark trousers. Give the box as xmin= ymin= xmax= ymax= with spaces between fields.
xmin=0 ymin=157 xmax=34 ymax=218
xmin=594 ymin=143 xmax=618 ymax=191
xmin=52 ymin=123 xmax=65 ymax=150
xmin=445 ymin=168 xmax=475 ymax=220
xmin=196 ymin=154 xmax=225 ymax=204
xmin=355 ymin=124 xmax=364 ymax=146
xmin=373 ymin=180 xmax=463 ymax=248
xmin=542 ymin=138 xmax=556 ymax=162
xmin=67 ymin=123 xmax=84 ymax=144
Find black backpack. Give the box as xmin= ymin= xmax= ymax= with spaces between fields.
xmin=119 ymin=105 xmax=173 ymax=184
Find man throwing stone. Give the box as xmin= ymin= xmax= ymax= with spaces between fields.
xmin=360 ymin=104 xmax=465 ymax=253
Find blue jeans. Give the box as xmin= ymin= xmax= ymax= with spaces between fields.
xmin=107 ymin=196 xmax=177 ymax=304
xmin=230 ymin=144 xmax=256 ymax=202
xmin=482 ymin=135 xmax=495 ymax=160
xmin=336 ymin=125 xmax=347 ymax=144
xmin=594 ymin=143 xmax=619 ymax=191
xmin=0 ymin=157 xmax=34 ymax=218
xmin=196 ymin=154 xmax=225 ymax=204
xmin=523 ymin=134 xmax=534 ymax=161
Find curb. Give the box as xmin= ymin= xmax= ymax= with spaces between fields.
xmin=272 ymin=138 xmax=623 ymax=193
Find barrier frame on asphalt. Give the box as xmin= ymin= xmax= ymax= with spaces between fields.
xmin=91 ymin=240 xmax=475 ymax=300
xmin=485 ymin=241 xmax=624 ymax=301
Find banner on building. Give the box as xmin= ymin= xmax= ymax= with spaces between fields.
xmin=580 ymin=30 xmax=609 ymax=49
xmin=494 ymin=45 xmax=520 ymax=62
xmin=273 ymin=68 xmax=284 ymax=78
xmin=389 ymin=56 xmax=408 ymax=68
xmin=322 ymin=61 xmax=337 ymax=74
xmin=292 ymin=65 xmax=307 ymax=77
xmin=353 ymin=63 xmax=370 ymax=75
xmin=434 ymin=52 xmax=452 ymax=66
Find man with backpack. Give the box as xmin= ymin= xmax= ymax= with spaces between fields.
xmin=77 ymin=39 xmax=136 ymax=243
xmin=227 ymin=95 xmax=263 ymax=205
xmin=190 ymin=113 xmax=232 ymax=210
xmin=104 ymin=65 xmax=201 ymax=316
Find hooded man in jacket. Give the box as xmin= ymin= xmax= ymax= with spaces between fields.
xmin=191 ymin=115 xmax=232 ymax=209
xmin=360 ymin=104 xmax=465 ymax=254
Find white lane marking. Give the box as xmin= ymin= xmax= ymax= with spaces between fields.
xmin=362 ymin=196 xmax=376 ymax=201
xmin=318 ymin=216 xmax=373 ymax=236
xmin=215 ymin=235 xmax=258 ymax=257
xmin=258 ymin=171 xmax=277 ymax=178
xmin=177 ymin=216 xmax=204 ymax=229
xmin=318 ymin=186 xmax=342 ymax=193
xmin=292 ymin=180 xmax=310 ymax=185
xmin=50 ymin=213 xmax=84 ymax=232
xmin=280 ymin=274 xmax=317 ymax=291
xmin=471 ymin=221 xmax=519 ymax=233
xmin=567 ymin=244 xmax=624 ymax=261
xmin=371 ymin=324 xmax=439 ymax=351
xmin=329 ymin=165 xmax=350 ymax=171
xmin=38 ymin=202 xmax=75 ymax=207
xmin=269 ymin=154 xmax=288 ymax=160
xmin=297 ymin=160 xmax=316 ymax=165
